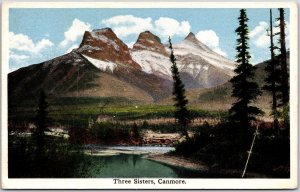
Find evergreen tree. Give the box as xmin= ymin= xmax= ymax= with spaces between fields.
xmin=264 ymin=9 xmax=280 ymax=131
xmin=169 ymin=37 xmax=189 ymax=138
xmin=229 ymin=9 xmax=262 ymax=130
xmin=33 ymin=89 xmax=49 ymax=155
xmin=276 ymin=8 xmax=289 ymax=106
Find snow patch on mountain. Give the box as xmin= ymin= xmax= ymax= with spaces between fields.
xmin=131 ymin=50 xmax=173 ymax=78
xmin=173 ymin=40 xmax=235 ymax=75
xmin=82 ymin=54 xmax=116 ymax=73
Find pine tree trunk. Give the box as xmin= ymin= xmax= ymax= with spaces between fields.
xmin=269 ymin=9 xmax=279 ymax=132
xmin=279 ymin=8 xmax=289 ymax=105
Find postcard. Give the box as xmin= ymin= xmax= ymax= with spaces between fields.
xmin=1 ymin=1 xmax=298 ymax=189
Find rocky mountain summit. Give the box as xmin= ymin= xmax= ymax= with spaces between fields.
xmin=9 ymin=27 xmax=237 ymax=103
xmin=132 ymin=31 xmax=169 ymax=56
xmin=76 ymin=28 xmax=141 ymax=71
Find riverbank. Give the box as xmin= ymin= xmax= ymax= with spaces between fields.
xmin=146 ymin=153 xmax=270 ymax=178
xmin=146 ymin=153 xmax=209 ymax=171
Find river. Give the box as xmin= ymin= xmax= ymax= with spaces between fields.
xmin=81 ymin=145 xmax=206 ymax=178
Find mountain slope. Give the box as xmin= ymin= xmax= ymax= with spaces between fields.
xmin=159 ymin=58 xmax=289 ymax=112
xmin=131 ymin=31 xmax=236 ymax=89
xmin=9 ymin=28 xmax=238 ymax=104
xmin=8 ymin=28 xmax=172 ymax=104
xmin=174 ymin=32 xmax=235 ymax=76
xmin=8 ymin=51 xmax=171 ymax=104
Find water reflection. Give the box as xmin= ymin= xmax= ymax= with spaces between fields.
xmin=132 ymin=154 xmax=139 ymax=168
xmin=81 ymin=153 xmax=206 ymax=178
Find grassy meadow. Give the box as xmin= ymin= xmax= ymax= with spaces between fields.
xmin=9 ymin=96 xmax=227 ymax=129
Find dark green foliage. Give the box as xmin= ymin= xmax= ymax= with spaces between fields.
xmin=174 ymin=122 xmax=213 ymax=157
xmin=8 ymin=90 xmax=95 ymax=178
xmin=32 ymin=89 xmax=49 ymax=160
xmin=264 ymin=8 xmax=290 ymax=130
xmin=174 ymin=121 xmax=290 ymax=177
xmin=51 ymin=96 xmax=134 ymax=106
xmin=174 ymin=122 xmax=251 ymax=169
xmin=169 ymin=37 xmax=190 ymax=137
xmin=34 ymin=89 xmax=49 ymax=134
xmin=274 ymin=8 xmax=289 ymax=128
xmin=248 ymin=133 xmax=290 ymax=177
xmin=229 ymin=9 xmax=262 ymax=129
xmin=8 ymin=134 xmax=90 ymax=178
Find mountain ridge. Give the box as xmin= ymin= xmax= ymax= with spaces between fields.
xmin=9 ymin=27 xmax=237 ymax=104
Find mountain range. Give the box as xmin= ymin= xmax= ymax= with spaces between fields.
xmin=8 ymin=28 xmax=236 ymax=103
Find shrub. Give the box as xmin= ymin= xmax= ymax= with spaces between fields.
xmin=8 ymin=134 xmax=88 ymax=178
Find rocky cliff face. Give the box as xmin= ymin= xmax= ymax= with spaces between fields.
xmin=77 ymin=28 xmax=141 ymax=70
xmin=132 ymin=31 xmax=169 ymax=56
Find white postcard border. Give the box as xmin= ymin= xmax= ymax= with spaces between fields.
xmin=1 ymin=1 xmax=298 ymax=189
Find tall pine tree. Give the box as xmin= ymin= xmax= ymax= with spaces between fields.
xmin=229 ymin=9 xmax=262 ymax=130
xmin=264 ymin=9 xmax=280 ymax=131
xmin=276 ymin=8 xmax=289 ymax=106
xmin=274 ymin=8 xmax=289 ymax=127
xmin=33 ymin=89 xmax=49 ymax=156
xmin=169 ymin=37 xmax=189 ymax=138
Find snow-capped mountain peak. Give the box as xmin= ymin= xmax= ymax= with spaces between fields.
xmin=184 ymin=32 xmax=197 ymax=42
xmin=173 ymin=33 xmax=236 ymax=76
xmin=74 ymin=28 xmax=141 ymax=70
xmin=132 ymin=30 xmax=236 ymax=88
xmin=132 ymin=31 xmax=168 ymax=56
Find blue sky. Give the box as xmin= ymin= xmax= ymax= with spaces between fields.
xmin=9 ymin=8 xmax=290 ymax=72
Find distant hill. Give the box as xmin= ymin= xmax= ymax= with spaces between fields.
xmin=159 ymin=56 xmax=291 ymax=113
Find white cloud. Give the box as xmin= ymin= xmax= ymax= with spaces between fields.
xmin=154 ymin=17 xmax=190 ymax=40
xmin=9 ymin=32 xmax=54 ymax=71
xmin=249 ymin=21 xmax=270 ymax=48
xmin=196 ymin=30 xmax=219 ymax=48
xmin=9 ymin=32 xmax=53 ymax=54
xmin=101 ymin=15 xmax=190 ymax=41
xmin=250 ymin=21 xmax=290 ymax=49
xmin=35 ymin=39 xmax=54 ymax=53
xmin=102 ymin=15 xmax=153 ymax=38
xmin=249 ymin=21 xmax=268 ymax=38
xmin=59 ymin=18 xmax=91 ymax=48
xmin=195 ymin=30 xmax=227 ymax=57
xmin=9 ymin=51 xmax=30 ymax=63
xmin=254 ymin=33 xmax=270 ymax=48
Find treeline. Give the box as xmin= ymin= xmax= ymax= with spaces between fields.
xmin=170 ymin=8 xmax=290 ymax=178
xmin=8 ymin=90 xmax=102 ymax=178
